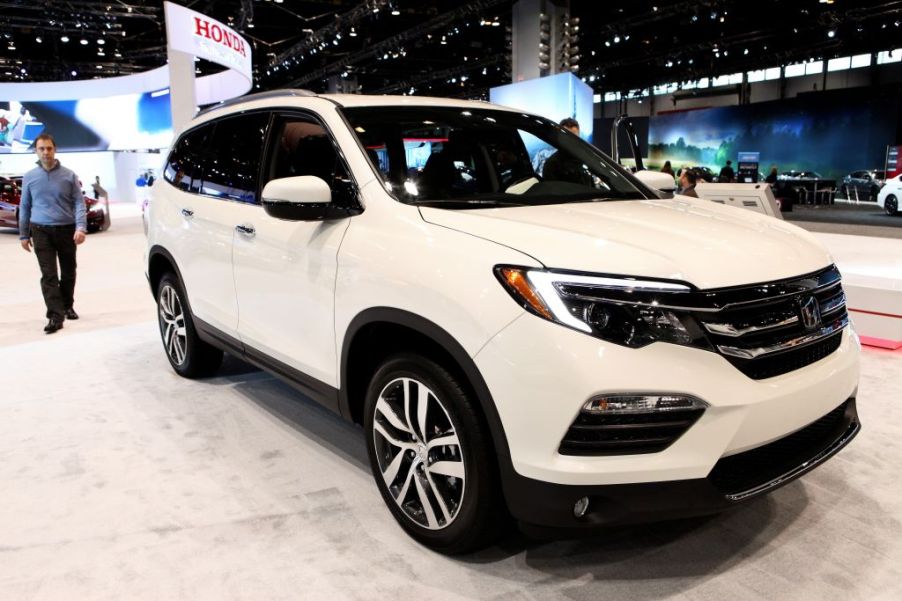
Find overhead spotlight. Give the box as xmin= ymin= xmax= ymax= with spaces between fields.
xmin=605 ymin=41 xmax=610 ymax=47
xmin=744 ymin=48 xmax=749 ymax=54
xmin=80 ymin=39 xmax=88 ymax=45
xmin=61 ymin=35 xmax=70 ymax=42
xmin=97 ymin=38 xmax=105 ymax=45
xmin=613 ymin=35 xmax=620 ymax=43
xmin=827 ymin=30 xmax=835 ymax=38
xmin=392 ymin=8 xmax=400 ymax=15
xmin=35 ymin=36 xmax=42 ymax=43
xmin=96 ymin=64 xmax=102 ymax=69
xmin=71 ymin=69 xmax=77 ymax=76
xmin=350 ymin=27 xmax=357 ymax=37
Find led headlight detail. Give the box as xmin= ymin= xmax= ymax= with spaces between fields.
xmin=495 ymin=266 xmax=709 ymax=350
xmin=583 ymin=394 xmax=709 ymax=414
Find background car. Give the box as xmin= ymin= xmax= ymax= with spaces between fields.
xmin=778 ymin=170 xmax=824 ymax=180
xmin=679 ymin=165 xmax=716 ymax=182
xmin=0 ymin=175 xmax=110 ymax=232
xmin=841 ymin=169 xmax=885 ymax=201
xmin=876 ymin=174 xmax=900 ymax=216
xmin=0 ymin=176 xmax=20 ymax=228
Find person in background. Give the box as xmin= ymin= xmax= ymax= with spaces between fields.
xmin=765 ymin=166 xmax=778 ymax=184
xmin=18 ymin=132 xmax=86 ymax=334
xmin=542 ymin=117 xmax=593 ymax=186
xmin=661 ymin=160 xmax=674 ymax=177
xmin=679 ymin=168 xmax=699 ymax=197
xmin=91 ymin=175 xmax=108 ymax=201
xmin=718 ymin=160 xmax=735 ymax=183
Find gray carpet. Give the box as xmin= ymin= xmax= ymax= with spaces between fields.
xmin=2 ymin=212 xmax=901 ymax=600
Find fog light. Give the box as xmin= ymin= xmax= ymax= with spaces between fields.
xmin=573 ymin=496 xmax=590 ymax=518
xmin=583 ymin=394 xmax=708 ymax=414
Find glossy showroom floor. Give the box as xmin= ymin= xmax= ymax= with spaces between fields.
xmin=2 ymin=206 xmax=902 ymax=601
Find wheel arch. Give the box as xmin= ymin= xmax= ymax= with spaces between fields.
xmin=340 ymin=308 xmax=513 ymax=470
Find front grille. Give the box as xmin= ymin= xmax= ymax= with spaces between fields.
xmin=708 ymin=399 xmax=854 ymax=497
xmin=694 ymin=265 xmax=848 ymax=379
xmin=726 ymin=331 xmax=843 ymax=380
xmin=559 ymin=408 xmax=704 ymax=456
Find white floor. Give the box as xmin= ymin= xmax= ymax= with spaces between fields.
xmin=2 ymin=210 xmax=902 ymax=601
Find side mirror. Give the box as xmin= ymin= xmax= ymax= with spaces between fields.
xmin=633 ymin=169 xmax=677 ymax=193
xmin=262 ymin=175 xmax=347 ymax=221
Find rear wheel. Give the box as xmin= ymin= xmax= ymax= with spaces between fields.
xmin=156 ymin=272 xmax=223 ymax=378
xmin=885 ymin=195 xmax=898 ymax=216
xmin=363 ymin=353 xmax=503 ymax=553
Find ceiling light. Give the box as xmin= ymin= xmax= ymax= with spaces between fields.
xmin=392 ymin=8 xmax=400 ymax=15
xmin=827 ymin=30 xmax=835 ymax=38
xmin=97 ymin=39 xmax=105 ymax=45
xmin=35 ymin=36 xmax=42 ymax=43
xmin=61 ymin=35 xmax=70 ymax=43
xmin=350 ymin=27 xmax=357 ymax=37
xmin=71 ymin=70 xmax=77 ymax=76
xmin=96 ymin=65 xmax=102 ymax=69
xmin=613 ymin=35 xmax=620 ymax=43
xmin=80 ymin=39 xmax=88 ymax=45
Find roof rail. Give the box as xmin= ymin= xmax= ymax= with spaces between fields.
xmin=195 ymin=88 xmax=317 ymax=117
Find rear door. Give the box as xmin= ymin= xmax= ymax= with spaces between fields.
xmin=171 ymin=113 xmax=270 ymax=336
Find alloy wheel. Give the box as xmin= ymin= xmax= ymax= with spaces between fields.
xmin=158 ymin=284 xmax=187 ymax=365
xmin=886 ymin=196 xmax=898 ymax=216
xmin=372 ymin=376 xmax=466 ymax=530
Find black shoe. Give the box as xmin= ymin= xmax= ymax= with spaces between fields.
xmin=65 ymin=308 xmax=79 ymax=320
xmin=44 ymin=319 xmax=64 ymax=334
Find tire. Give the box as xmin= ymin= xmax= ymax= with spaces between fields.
xmin=363 ymin=353 xmax=504 ymax=553
xmin=885 ymin=195 xmax=898 ymax=216
xmin=156 ymin=272 xmax=223 ymax=378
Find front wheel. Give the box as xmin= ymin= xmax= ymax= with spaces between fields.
xmin=885 ymin=195 xmax=898 ymax=216
xmin=156 ymin=272 xmax=223 ymax=378
xmin=363 ymin=353 xmax=504 ymax=553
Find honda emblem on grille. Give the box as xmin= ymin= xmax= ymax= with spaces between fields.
xmin=799 ymin=296 xmax=822 ymax=331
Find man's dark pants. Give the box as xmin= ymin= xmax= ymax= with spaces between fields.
xmin=30 ymin=224 xmax=77 ymax=321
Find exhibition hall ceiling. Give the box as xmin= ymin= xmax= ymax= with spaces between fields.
xmin=1 ymin=0 xmax=901 ymax=98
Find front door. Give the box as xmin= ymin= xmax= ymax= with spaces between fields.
xmin=233 ymin=112 xmax=356 ymax=388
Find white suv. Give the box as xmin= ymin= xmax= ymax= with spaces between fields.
xmin=145 ymin=90 xmax=860 ymax=553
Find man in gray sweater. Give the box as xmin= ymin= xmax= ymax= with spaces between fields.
xmin=18 ymin=133 xmax=87 ymax=334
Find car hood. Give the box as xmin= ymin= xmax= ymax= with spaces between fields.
xmin=419 ymin=196 xmax=834 ymax=289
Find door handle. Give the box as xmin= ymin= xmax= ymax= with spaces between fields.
xmin=180 ymin=208 xmax=194 ymax=218
xmin=235 ymin=224 xmax=256 ymax=236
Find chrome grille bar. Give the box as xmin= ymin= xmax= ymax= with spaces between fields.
xmin=717 ymin=317 xmax=848 ymax=360
xmin=704 ymin=314 xmax=799 ymax=337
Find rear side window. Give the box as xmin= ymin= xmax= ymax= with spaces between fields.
xmin=164 ymin=123 xmax=213 ymax=192
xmin=201 ymin=113 xmax=270 ymax=204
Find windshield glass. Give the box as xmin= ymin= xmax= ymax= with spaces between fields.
xmin=342 ymin=106 xmax=651 ymax=208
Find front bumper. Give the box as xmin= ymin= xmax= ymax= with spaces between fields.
xmin=473 ymin=311 xmax=860 ymax=528
xmin=508 ymin=398 xmax=859 ymax=534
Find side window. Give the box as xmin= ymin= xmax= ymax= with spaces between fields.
xmin=164 ymin=123 xmax=213 ymax=192
xmin=201 ymin=113 xmax=270 ymax=204
xmin=264 ymin=114 xmax=355 ymax=205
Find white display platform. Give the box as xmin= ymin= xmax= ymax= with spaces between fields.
xmin=814 ymin=232 xmax=902 ymax=350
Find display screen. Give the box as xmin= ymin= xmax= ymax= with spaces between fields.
xmin=0 ymin=89 xmax=173 ymax=153
xmin=490 ymin=72 xmax=595 ymax=147
xmin=648 ymin=92 xmax=898 ymax=181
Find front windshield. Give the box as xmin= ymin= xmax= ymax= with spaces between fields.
xmin=342 ymin=106 xmax=651 ymax=208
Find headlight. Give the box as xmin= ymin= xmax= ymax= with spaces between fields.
xmin=495 ymin=266 xmax=710 ymax=349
